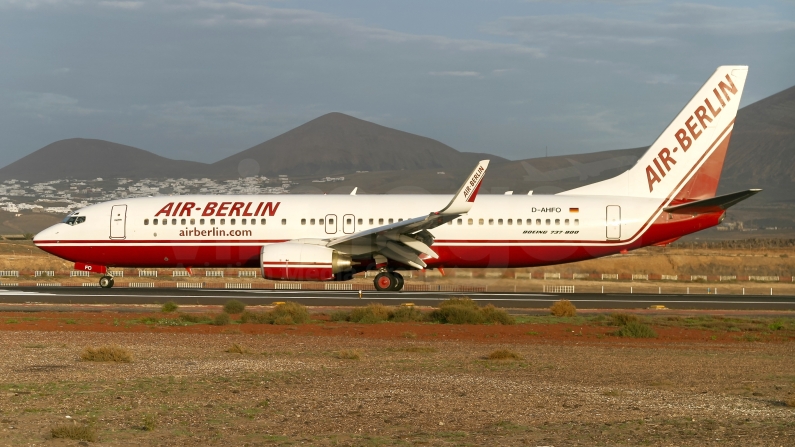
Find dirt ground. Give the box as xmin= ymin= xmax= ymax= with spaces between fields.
xmin=1 ymin=307 xmax=794 ymax=446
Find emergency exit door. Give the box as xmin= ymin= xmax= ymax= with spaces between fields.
xmin=343 ymin=214 xmax=355 ymax=234
xmin=325 ymin=214 xmax=337 ymax=234
xmin=606 ymin=205 xmax=621 ymax=240
xmin=110 ymin=205 xmax=127 ymax=239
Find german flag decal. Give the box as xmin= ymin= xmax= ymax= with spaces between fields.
xmin=569 ymin=208 xmax=579 ymax=213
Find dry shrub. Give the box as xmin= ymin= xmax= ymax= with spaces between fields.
xmin=142 ymin=414 xmax=157 ymax=431
xmin=240 ymin=302 xmax=309 ymax=325
xmin=349 ymin=303 xmax=391 ymax=323
xmin=225 ymin=343 xmax=248 ymax=354
xmin=330 ymin=310 xmax=350 ymax=322
xmin=161 ymin=301 xmax=179 ymax=313
xmin=610 ymin=313 xmax=638 ymax=326
xmin=80 ymin=345 xmax=132 ymax=363
xmin=333 ymin=349 xmax=361 ymax=360
xmin=550 ymin=299 xmax=577 ymax=317
xmin=429 ymin=297 xmax=515 ymax=325
xmin=223 ymin=300 xmax=246 ymax=314
xmin=213 ymin=313 xmax=231 ymax=326
xmin=390 ymin=305 xmax=426 ymax=322
xmin=51 ymin=423 xmax=97 ymax=442
xmin=615 ymin=321 xmax=658 ymax=338
xmin=488 ymin=349 xmax=521 ymax=361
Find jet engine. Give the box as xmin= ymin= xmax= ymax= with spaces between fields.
xmin=260 ymin=243 xmax=353 ymax=281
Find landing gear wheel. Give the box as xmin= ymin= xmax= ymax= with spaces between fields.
xmin=392 ymin=272 xmax=404 ymax=292
xmin=374 ymin=272 xmax=397 ymax=292
xmin=99 ymin=276 xmax=114 ymax=289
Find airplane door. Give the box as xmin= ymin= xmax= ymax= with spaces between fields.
xmin=110 ymin=205 xmax=127 ymax=239
xmin=343 ymin=214 xmax=355 ymax=234
xmin=325 ymin=214 xmax=337 ymax=234
xmin=606 ymin=205 xmax=621 ymax=240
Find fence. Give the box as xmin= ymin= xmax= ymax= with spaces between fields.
xmin=238 ymin=270 xmax=258 ymax=278
xmin=275 ymin=282 xmax=302 ymax=290
xmin=543 ymin=285 xmax=575 ymax=293
xmin=177 ymin=282 xmax=203 ymax=289
xmin=0 ymin=271 xmax=19 ymax=277
xmin=70 ymin=271 xmax=90 ymax=277
xmin=128 ymin=282 xmax=155 ymax=288
xmin=225 ymin=283 xmax=252 ymax=289
xmin=139 ymin=270 xmax=158 ymax=277
xmin=325 ymin=283 xmax=353 ymax=291
xmin=172 ymin=271 xmax=190 ymax=277
xmin=34 ymin=271 xmax=53 ymax=277
xmin=206 ymin=271 xmax=224 ymax=278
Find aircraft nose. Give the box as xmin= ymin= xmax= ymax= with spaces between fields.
xmin=33 ymin=224 xmax=61 ymax=246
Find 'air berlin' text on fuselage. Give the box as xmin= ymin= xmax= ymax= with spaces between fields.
xmin=645 ymin=74 xmax=738 ymax=192
xmin=154 ymin=201 xmax=281 ymax=217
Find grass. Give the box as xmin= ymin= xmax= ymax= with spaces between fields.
xmin=161 ymin=301 xmax=179 ymax=313
xmin=609 ymin=313 xmax=639 ymax=326
xmin=349 ymin=303 xmax=391 ymax=323
xmin=50 ymin=423 xmax=98 ymax=442
xmin=391 ymin=346 xmax=437 ymax=353
xmin=240 ymin=301 xmax=310 ymax=325
xmin=142 ymin=414 xmax=157 ymax=431
xmin=488 ymin=349 xmax=521 ymax=360
xmin=615 ymin=322 xmax=658 ymax=338
xmin=550 ymin=299 xmax=577 ymax=317
xmin=223 ymin=300 xmax=246 ymax=314
xmin=213 ymin=313 xmax=232 ymax=326
xmin=428 ymin=297 xmax=515 ymax=325
xmin=333 ymin=349 xmax=361 ymax=360
xmin=226 ymin=343 xmax=249 ymax=354
xmin=80 ymin=345 xmax=133 ymax=362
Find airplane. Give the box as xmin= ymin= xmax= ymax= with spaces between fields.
xmin=34 ymin=65 xmax=759 ymax=291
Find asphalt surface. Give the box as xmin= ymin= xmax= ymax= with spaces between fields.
xmin=0 ymin=287 xmax=794 ymax=310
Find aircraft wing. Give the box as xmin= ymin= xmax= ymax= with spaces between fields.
xmin=326 ymin=160 xmax=489 ymax=269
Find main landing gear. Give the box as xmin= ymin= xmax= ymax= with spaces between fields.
xmin=374 ymin=271 xmax=404 ymax=292
xmin=99 ymin=275 xmax=115 ymax=289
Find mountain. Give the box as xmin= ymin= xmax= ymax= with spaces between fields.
xmin=0 ymin=138 xmax=208 ymax=182
xmin=717 ymin=85 xmax=795 ymax=201
xmin=209 ymin=112 xmax=508 ymax=178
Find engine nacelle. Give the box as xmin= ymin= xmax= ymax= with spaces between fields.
xmin=260 ymin=243 xmax=353 ymax=281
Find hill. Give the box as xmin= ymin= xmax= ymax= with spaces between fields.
xmin=208 ymin=112 xmax=508 ymax=178
xmin=0 ymin=138 xmax=208 ymax=182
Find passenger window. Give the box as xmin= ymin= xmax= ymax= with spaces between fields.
xmin=507 ymin=219 xmax=512 ymax=225
xmin=489 ymin=219 xmax=494 ymax=225
xmin=301 ymin=219 xmax=306 ymax=225
xmin=545 ymin=219 xmax=550 ymax=225
xmin=241 ymin=219 xmax=246 ymax=225
xmin=527 ymin=219 xmax=531 ymax=225
xmin=448 ymin=221 xmax=453 ymax=225
xmin=357 ymin=218 xmax=363 ymax=225
xmin=398 ymin=218 xmax=403 ymax=222
xmin=220 ymin=219 xmax=225 ymax=225
xmin=210 ymin=219 xmax=215 ymax=225
xmin=575 ymin=219 xmax=579 ymax=226
xmin=181 ymin=218 xmax=186 ymax=225
xmin=498 ymin=219 xmax=503 ymax=225
xmin=555 ymin=219 xmax=560 ymax=225
xmin=346 ymin=218 xmax=352 ymax=225
xmin=329 ymin=218 xmax=334 ymax=225
xmin=282 ymin=219 xmax=287 ymax=225
xmin=319 ymin=219 xmax=324 ymax=225
xmin=190 ymin=219 xmax=195 ymax=225
xmin=162 ymin=219 xmax=167 ymax=226
xmin=536 ymin=219 xmax=541 ymax=225
xmin=250 ymin=219 xmax=255 ymax=225
xmin=230 ymin=219 xmax=236 ymax=225
xmin=369 ymin=218 xmax=374 ymax=225
xmin=153 ymin=219 xmax=158 ymax=225
xmin=516 ymin=219 xmax=521 ymax=226
xmin=76 ymin=216 xmax=86 ymax=224
xmin=479 ymin=218 xmax=484 ymax=225
xmin=144 ymin=219 xmax=149 ymax=225
xmin=310 ymin=218 xmax=315 ymax=225
xmin=388 ymin=218 xmax=393 ymax=224
xmin=378 ymin=218 xmax=384 ymax=225
xmin=172 ymin=219 xmax=177 ymax=225
xmin=565 ymin=219 xmax=569 ymax=225
xmin=468 ymin=218 xmax=473 ymax=225
xmin=261 ymin=219 xmax=266 ymax=225
xmin=200 ymin=219 xmax=205 ymax=225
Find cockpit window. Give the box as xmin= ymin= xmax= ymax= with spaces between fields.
xmin=63 ymin=215 xmax=86 ymax=226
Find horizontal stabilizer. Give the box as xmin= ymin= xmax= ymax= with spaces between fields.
xmin=663 ymin=189 xmax=761 ymax=214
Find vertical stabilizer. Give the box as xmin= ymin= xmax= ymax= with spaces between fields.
xmin=560 ymin=66 xmax=748 ymax=200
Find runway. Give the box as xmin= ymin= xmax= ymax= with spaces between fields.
xmin=1 ymin=287 xmax=794 ymax=311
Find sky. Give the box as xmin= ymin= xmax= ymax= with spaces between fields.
xmin=1 ymin=0 xmax=793 ymax=168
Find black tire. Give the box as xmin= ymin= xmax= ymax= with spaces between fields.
xmin=99 ymin=276 xmax=114 ymax=289
xmin=374 ymin=272 xmax=396 ymax=292
xmin=392 ymin=272 xmax=404 ymax=291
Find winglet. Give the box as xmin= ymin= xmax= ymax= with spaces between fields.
xmin=438 ymin=160 xmax=489 ymax=216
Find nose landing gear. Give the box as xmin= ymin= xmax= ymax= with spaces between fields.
xmin=99 ymin=275 xmax=115 ymax=289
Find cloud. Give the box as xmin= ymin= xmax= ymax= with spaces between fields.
xmin=98 ymin=1 xmax=143 ymax=9
xmin=12 ymin=92 xmax=100 ymax=117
